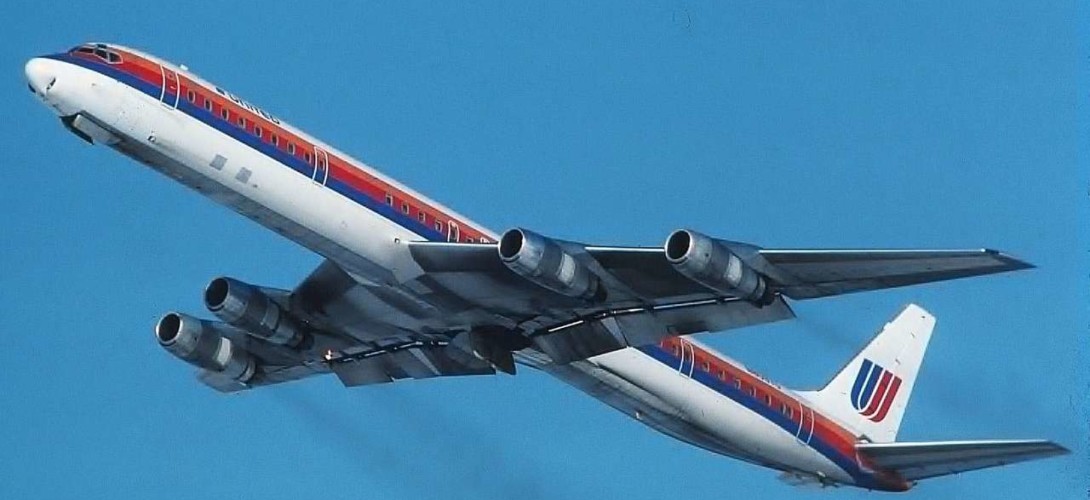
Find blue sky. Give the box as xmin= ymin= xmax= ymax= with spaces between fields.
xmin=2 ymin=1 xmax=1084 ymax=498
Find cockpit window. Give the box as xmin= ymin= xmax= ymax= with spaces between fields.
xmin=70 ymin=43 xmax=123 ymax=64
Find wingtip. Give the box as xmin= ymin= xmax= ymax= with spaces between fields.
xmin=983 ymin=249 xmax=1035 ymax=270
xmin=1044 ymin=441 xmax=1071 ymax=455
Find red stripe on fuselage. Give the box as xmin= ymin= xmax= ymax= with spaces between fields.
xmin=93 ymin=46 xmax=492 ymax=244
xmin=659 ymin=338 xmax=909 ymax=490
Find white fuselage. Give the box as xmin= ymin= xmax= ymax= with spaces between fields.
xmin=26 ymin=48 xmax=875 ymax=489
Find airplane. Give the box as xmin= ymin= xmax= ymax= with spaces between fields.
xmin=25 ymin=42 xmax=1067 ymax=491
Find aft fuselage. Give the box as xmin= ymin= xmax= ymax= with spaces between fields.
xmin=26 ymin=44 xmax=907 ymax=492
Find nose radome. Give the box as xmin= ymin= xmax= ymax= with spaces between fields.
xmin=25 ymin=57 xmax=55 ymax=95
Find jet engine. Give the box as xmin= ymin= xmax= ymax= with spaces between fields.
xmin=204 ymin=277 xmax=304 ymax=347
xmin=665 ymin=229 xmax=775 ymax=305
xmin=155 ymin=312 xmax=255 ymax=382
xmin=499 ymin=228 xmax=603 ymax=301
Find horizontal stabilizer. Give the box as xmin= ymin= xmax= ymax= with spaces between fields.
xmin=857 ymin=440 xmax=1069 ymax=481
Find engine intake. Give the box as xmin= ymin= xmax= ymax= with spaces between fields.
xmin=204 ymin=277 xmax=304 ymax=347
xmin=665 ymin=229 xmax=774 ymax=305
xmin=155 ymin=312 xmax=255 ymax=382
xmin=499 ymin=228 xmax=603 ymax=301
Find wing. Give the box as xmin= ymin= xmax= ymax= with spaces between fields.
xmin=165 ymin=228 xmax=1031 ymax=392
xmin=396 ymin=229 xmax=1028 ymax=362
xmin=857 ymin=440 xmax=1069 ymax=481
xmin=407 ymin=236 xmax=1030 ymax=306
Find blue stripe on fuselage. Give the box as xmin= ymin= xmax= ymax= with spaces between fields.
xmin=46 ymin=53 xmax=449 ymax=243
xmin=637 ymin=344 xmax=884 ymax=489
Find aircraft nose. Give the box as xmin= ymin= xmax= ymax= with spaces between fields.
xmin=25 ymin=57 xmax=56 ymax=95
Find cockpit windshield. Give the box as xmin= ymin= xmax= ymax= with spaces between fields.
xmin=69 ymin=43 xmax=122 ymax=64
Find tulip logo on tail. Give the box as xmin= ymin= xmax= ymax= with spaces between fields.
xmin=850 ymin=359 xmax=903 ymax=423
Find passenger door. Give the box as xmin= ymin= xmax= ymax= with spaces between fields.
xmin=795 ymin=403 xmax=814 ymax=446
xmin=312 ymin=146 xmax=329 ymax=185
xmin=159 ymin=65 xmax=180 ymax=109
xmin=677 ymin=338 xmax=696 ymax=378
xmin=447 ymin=221 xmax=460 ymax=243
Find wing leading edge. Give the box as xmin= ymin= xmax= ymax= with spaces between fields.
xmin=757 ymin=248 xmax=1033 ymax=299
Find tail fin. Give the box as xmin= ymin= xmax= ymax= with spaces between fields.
xmin=799 ymin=304 xmax=935 ymax=443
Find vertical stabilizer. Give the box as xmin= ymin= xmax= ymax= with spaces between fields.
xmin=799 ymin=304 xmax=935 ymax=443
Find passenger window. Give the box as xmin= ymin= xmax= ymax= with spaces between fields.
xmin=203 ymin=98 xmax=212 ymax=111
xmin=221 ymin=108 xmax=229 ymax=120
xmin=764 ymin=395 xmax=772 ymax=406
xmin=733 ymin=378 xmax=741 ymax=389
xmin=272 ymin=135 xmax=279 ymax=147
xmin=385 ymin=193 xmax=393 ymax=206
xmin=479 ymin=237 xmax=488 ymax=243
xmin=401 ymin=203 xmax=410 ymax=215
xmin=748 ymin=386 xmax=756 ymax=397
xmin=255 ymin=126 xmax=263 ymax=139
xmin=717 ymin=370 xmax=726 ymax=381
xmin=435 ymin=221 xmax=443 ymax=232
xmin=701 ymin=361 xmax=710 ymax=372
xmin=237 ymin=116 xmax=246 ymax=128
xmin=304 ymin=152 xmax=312 ymax=163
xmin=187 ymin=90 xmax=195 ymax=103
xmin=287 ymin=143 xmax=296 ymax=155
xmin=417 ymin=212 xmax=426 ymax=223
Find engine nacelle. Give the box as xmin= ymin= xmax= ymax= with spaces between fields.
xmin=204 ymin=277 xmax=304 ymax=347
xmin=498 ymin=228 xmax=603 ymax=301
xmin=665 ymin=229 xmax=774 ymax=305
xmin=155 ymin=312 xmax=255 ymax=382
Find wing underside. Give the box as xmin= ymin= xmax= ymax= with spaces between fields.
xmin=165 ymin=228 xmax=1032 ymax=392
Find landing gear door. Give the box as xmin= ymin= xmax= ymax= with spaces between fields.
xmin=159 ymin=65 xmax=180 ymax=109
